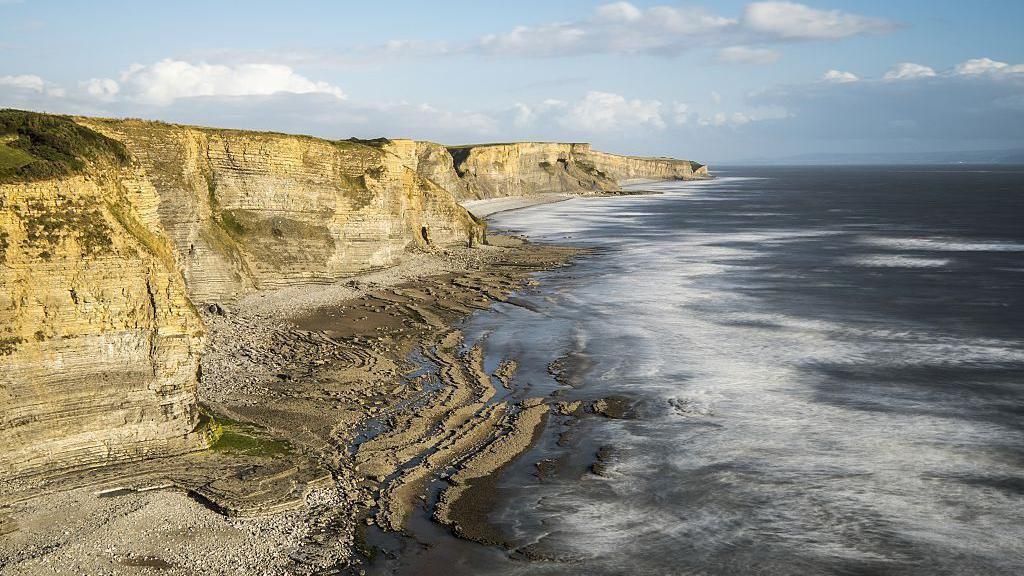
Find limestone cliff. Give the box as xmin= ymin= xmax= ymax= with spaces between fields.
xmin=0 ymin=113 xmax=483 ymax=480
xmin=385 ymin=140 xmax=708 ymax=201
xmin=0 ymin=158 xmax=207 ymax=479
xmin=83 ymin=122 xmax=484 ymax=305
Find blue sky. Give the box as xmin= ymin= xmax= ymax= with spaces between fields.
xmin=2 ymin=0 xmax=1022 ymax=162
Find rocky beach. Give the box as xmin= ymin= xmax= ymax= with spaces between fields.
xmin=1 ymin=233 xmax=580 ymax=574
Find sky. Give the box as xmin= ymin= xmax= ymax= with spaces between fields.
xmin=1 ymin=0 xmax=1023 ymax=162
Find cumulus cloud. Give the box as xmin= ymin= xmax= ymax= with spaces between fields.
xmin=0 ymin=74 xmax=45 ymax=92
xmin=954 ymin=57 xmax=1024 ymax=77
xmin=743 ymin=1 xmax=895 ymax=40
xmin=0 ymin=74 xmax=65 ymax=97
xmin=508 ymin=93 xmax=779 ymax=136
xmin=560 ymin=91 xmax=665 ymax=132
xmin=116 ymin=59 xmax=346 ymax=105
xmin=883 ymin=62 xmax=936 ymax=80
xmin=457 ymin=1 xmax=891 ymax=58
xmin=748 ymin=57 xmax=1024 ymax=147
xmin=822 ymin=69 xmax=858 ymax=83
xmin=717 ymin=45 xmax=780 ymax=64
xmin=80 ymin=78 xmax=120 ymax=100
xmin=194 ymin=2 xmax=893 ymax=65
xmin=595 ymin=1 xmax=644 ymax=22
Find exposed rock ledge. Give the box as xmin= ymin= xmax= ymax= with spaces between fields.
xmin=0 ymin=110 xmax=706 ymax=482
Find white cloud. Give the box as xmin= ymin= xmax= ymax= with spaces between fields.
xmin=478 ymin=25 xmax=588 ymax=57
xmin=119 ymin=59 xmax=346 ymax=105
xmin=560 ymin=91 xmax=664 ymax=132
xmin=697 ymin=111 xmax=758 ymax=127
xmin=0 ymin=74 xmax=45 ymax=92
xmin=717 ymin=45 xmax=780 ymax=64
xmin=220 ymin=2 xmax=891 ymax=63
xmin=823 ymin=69 xmax=859 ymax=83
xmin=512 ymin=102 xmax=534 ymax=127
xmin=0 ymin=74 xmax=65 ymax=97
xmin=744 ymin=1 xmax=895 ymax=40
xmin=81 ymin=77 xmax=120 ymax=100
xmin=698 ymin=112 xmax=728 ymax=127
xmin=673 ymin=102 xmax=690 ymax=125
xmin=466 ymin=1 xmax=888 ymax=58
xmin=711 ymin=91 xmax=722 ymax=104
xmin=749 ymin=64 xmax=1024 ymax=146
xmin=954 ymin=57 xmax=1024 ymax=77
xmin=883 ymin=62 xmax=936 ymax=80
xmin=595 ymin=1 xmax=644 ymax=22
xmin=731 ymin=112 xmax=752 ymax=125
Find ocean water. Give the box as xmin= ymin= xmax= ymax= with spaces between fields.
xmin=372 ymin=166 xmax=1024 ymax=575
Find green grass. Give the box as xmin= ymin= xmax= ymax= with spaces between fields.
xmin=207 ymin=414 xmax=292 ymax=457
xmin=0 ymin=109 xmax=130 ymax=183
xmin=0 ymin=140 xmax=35 ymax=174
xmin=341 ymin=137 xmax=391 ymax=149
xmin=217 ymin=210 xmax=248 ymax=237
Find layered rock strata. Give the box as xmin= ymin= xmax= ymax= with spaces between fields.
xmin=0 ymin=116 xmax=484 ymax=481
xmin=82 ymin=121 xmax=485 ymax=305
xmin=386 ymin=140 xmax=709 ymax=200
xmin=0 ymin=163 xmax=208 ymax=479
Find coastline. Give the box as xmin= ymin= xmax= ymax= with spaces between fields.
xmin=0 ymin=232 xmax=582 ymax=574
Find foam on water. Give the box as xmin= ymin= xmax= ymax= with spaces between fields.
xmin=848 ymin=255 xmax=952 ymax=268
xmin=388 ymin=166 xmax=1024 ymax=576
xmin=862 ymin=236 xmax=1024 ymax=252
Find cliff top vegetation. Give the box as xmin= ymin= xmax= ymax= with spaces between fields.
xmin=0 ymin=109 xmax=130 ymax=184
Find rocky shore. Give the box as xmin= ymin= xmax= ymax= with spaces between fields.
xmin=0 ymin=236 xmax=580 ymax=575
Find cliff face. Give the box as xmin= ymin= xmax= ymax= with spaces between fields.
xmin=577 ymin=145 xmax=709 ymax=182
xmin=384 ymin=139 xmax=471 ymax=201
xmin=0 ymin=162 xmax=208 ymax=479
xmin=85 ymin=122 xmax=484 ymax=305
xmin=386 ymin=140 xmax=708 ymax=201
xmin=0 ymin=115 xmax=483 ymax=480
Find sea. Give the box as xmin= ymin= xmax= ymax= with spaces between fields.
xmin=365 ymin=165 xmax=1024 ymax=576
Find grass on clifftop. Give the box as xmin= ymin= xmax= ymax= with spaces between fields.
xmin=0 ymin=109 xmax=130 ymax=183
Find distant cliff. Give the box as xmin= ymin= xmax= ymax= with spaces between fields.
xmin=0 ymin=110 xmax=705 ymax=480
xmin=385 ymin=140 xmax=708 ymax=200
